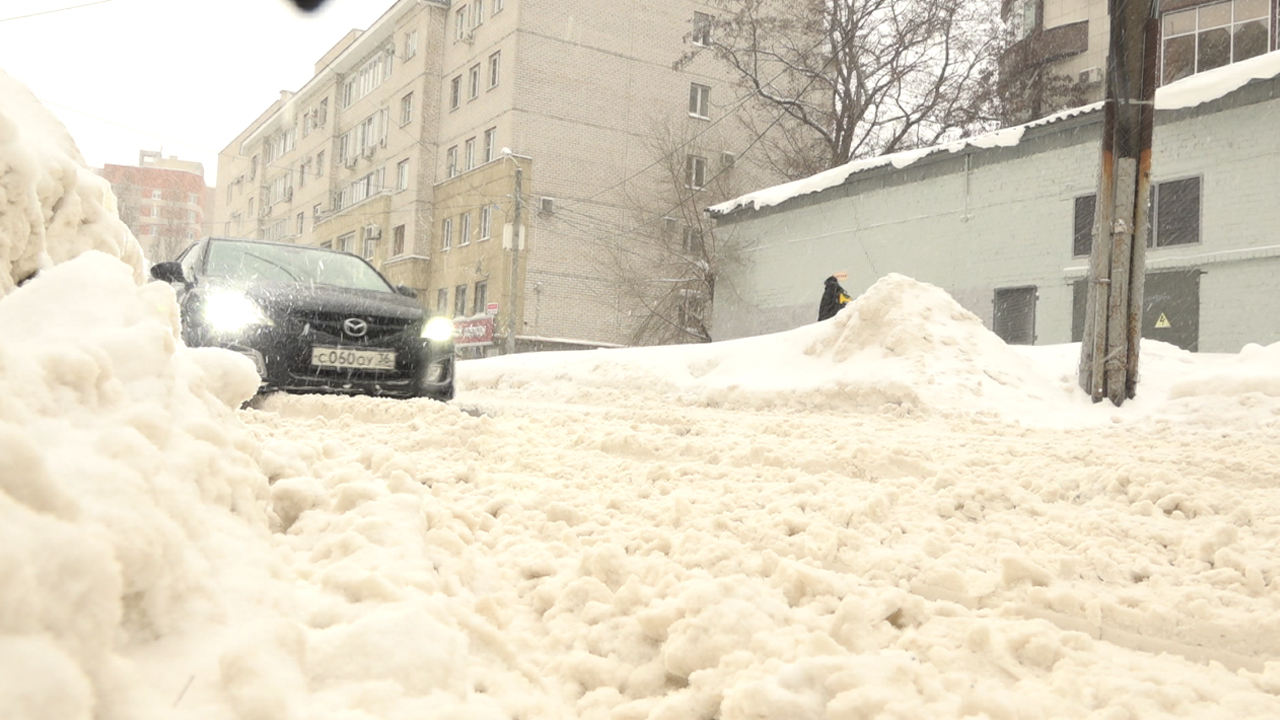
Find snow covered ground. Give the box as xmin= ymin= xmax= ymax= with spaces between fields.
xmin=4 ymin=68 xmax=1280 ymax=720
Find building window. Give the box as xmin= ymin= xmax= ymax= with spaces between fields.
xmin=993 ymin=287 xmax=1038 ymax=345
xmin=296 ymin=212 xmax=305 ymax=235
xmin=459 ymin=212 xmax=472 ymax=245
xmin=1151 ymin=177 xmax=1201 ymax=247
xmin=317 ymin=151 xmax=326 ymax=176
xmin=692 ymin=11 xmax=713 ymax=46
xmin=493 ymin=0 xmax=503 ymax=13
xmin=299 ymin=160 xmax=309 ymax=187
xmin=392 ymin=224 xmax=406 ymax=256
xmin=1162 ymin=0 xmax=1271 ymax=84
xmin=447 ymin=146 xmax=459 ymax=177
xmin=464 ymin=138 xmax=476 ymax=170
xmin=482 ymin=127 xmax=496 ymax=163
xmin=473 ymin=0 xmax=485 ymax=25
xmin=248 ymin=198 xmax=254 ymax=217
xmin=250 ymin=155 xmax=259 ymax=180
xmin=363 ymin=235 xmax=377 ymax=260
xmin=450 ymin=76 xmax=461 ymax=109
xmin=469 ymin=64 xmax=481 ymax=99
xmin=318 ymin=98 xmax=328 ymax=126
xmin=455 ymin=7 xmax=468 ymax=39
xmin=686 ymin=155 xmax=708 ymax=189
xmin=473 ymin=280 xmax=488 ymax=315
xmin=405 ymin=31 xmax=419 ymax=59
xmin=188 ymin=192 xmax=200 ymax=204
xmin=1073 ymin=177 xmax=1201 ymax=257
xmin=689 ymin=83 xmax=710 ymax=118
xmin=480 ymin=205 xmax=492 ymax=240
xmin=151 ymin=189 xmax=162 ymax=200
xmin=442 ymin=217 xmax=453 ymax=249
xmin=454 ymin=284 xmax=468 ymax=317
xmin=488 ymin=51 xmax=501 ymax=88
xmin=1072 ymin=194 xmax=1096 ymax=258
xmin=337 ymin=232 xmax=355 ymax=253
xmin=401 ymin=92 xmax=414 ymax=125
xmin=437 ymin=288 xmax=449 ymax=312
xmin=397 ymin=159 xmax=410 ymax=190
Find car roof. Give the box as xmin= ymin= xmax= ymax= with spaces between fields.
xmin=204 ymin=236 xmax=351 ymax=257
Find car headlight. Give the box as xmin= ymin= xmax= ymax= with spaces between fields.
xmin=203 ymin=291 xmax=271 ymax=333
xmin=421 ymin=316 xmax=454 ymax=342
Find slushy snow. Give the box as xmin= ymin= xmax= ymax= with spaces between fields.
xmin=4 ymin=69 xmax=1280 ymax=720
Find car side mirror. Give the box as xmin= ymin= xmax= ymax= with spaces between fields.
xmin=395 ymin=285 xmax=418 ymax=298
xmin=151 ymin=262 xmax=186 ymax=284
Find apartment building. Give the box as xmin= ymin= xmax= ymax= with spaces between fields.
xmin=215 ymin=0 xmax=767 ymax=354
xmin=100 ymin=151 xmax=213 ymax=263
xmin=1001 ymin=0 xmax=1277 ymax=119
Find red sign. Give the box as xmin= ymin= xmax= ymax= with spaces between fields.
xmin=454 ymin=317 xmax=495 ymax=346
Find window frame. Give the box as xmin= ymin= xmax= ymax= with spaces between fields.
xmin=450 ymin=76 xmax=462 ymax=110
xmin=400 ymin=92 xmax=414 ymax=125
xmin=692 ymin=11 xmax=713 ymax=46
xmin=392 ymin=224 xmax=406 ymax=256
xmin=397 ymin=159 xmax=410 ymax=191
xmin=459 ymin=212 xmax=472 ymax=246
xmin=488 ymin=51 xmax=501 ymax=88
xmin=480 ymin=204 xmax=492 ymax=241
xmin=483 ymin=127 xmax=496 ymax=164
xmin=689 ymin=83 xmax=711 ymax=119
xmin=469 ymin=64 xmax=482 ymax=100
xmin=686 ymin=155 xmax=708 ymax=190
xmin=454 ymin=284 xmax=468 ymax=317
xmin=442 ymin=217 xmax=454 ymax=250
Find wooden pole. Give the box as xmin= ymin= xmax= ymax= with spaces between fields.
xmin=1078 ymin=0 xmax=1159 ymax=406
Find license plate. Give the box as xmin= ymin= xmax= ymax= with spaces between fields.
xmin=310 ymin=346 xmax=396 ymax=371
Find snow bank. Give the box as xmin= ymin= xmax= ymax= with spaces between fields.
xmin=0 ymin=70 xmax=143 ymax=297
xmin=0 ymin=252 xmax=267 ymax=718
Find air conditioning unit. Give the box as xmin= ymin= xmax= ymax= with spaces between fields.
xmin=1079 ymin=67 xmax=1103 ymax=85
xmin=540 ymin=197 xmax=556 ymax=214
xmin=364 ymin=224 xmax=382 ymax=240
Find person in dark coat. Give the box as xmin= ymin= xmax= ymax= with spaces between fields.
xmin=818 ymin=275 xmax=851 ymax=321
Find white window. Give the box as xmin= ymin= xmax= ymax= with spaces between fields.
xmin=446 ymin=146 xmax=458 ymax=177
xmin=392 ymin=224 xmax=406 ymax=256
xmin=686 ymin=155 xmax=707 ymax=189
xmin=493 ymin=0 xmax=504 ymax=13
xmin=363 ymin=235 xmax=377 ymax=260
xmin=188 ymin=192 xmax=200 ymax=204
xmin=296 ymin=212 xmax=304 ymax=235
xmin=469 ymin=64 xmax=481 ymax=99
xmin=473 ymin=0 xmax=485 ymax=26
xmin=480 ymin=205 xmax=492 ymax=240
xmin=442 ymin=217 xmax=453 ymax=249
xmin=318 ymin=98 xmax=328 ymax=126
xmin=488 ymin=51 xmax=501 ymax=88
xmin=455 ymin=7 xmax=468 ymax=39
xmin=483 ymin=127 xmax=496 ymax=163
xmin=151 ymin=189 xmax=162 ymax=199
xmin=689 ymin=83 xmax=710 ymax=118
xmin=459 ymin=212 xmax=471 ymax=246
xmin=464 ymin=138 xmax=476 ymax=171
xmin=401 ymin=92 xmax=413 ymax=125
xmin=405 ymin=31 xmax=419 ymax=59
xmin=450 ymin=76 xmax=461 ymax=109
xmin=316 ymin=151 xmax=325 ymax=176
xmin=397 ymin=159 xmax=410 ymax=190
xmin=338 ymin=232 xmax=354 ymax=253
xmin=692 ymin=11 xmax=713 ymax=46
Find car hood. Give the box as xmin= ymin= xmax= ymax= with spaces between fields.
xmin=207 ymin=280 xmax=425 ymax=321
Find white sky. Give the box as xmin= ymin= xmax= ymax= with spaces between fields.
xmin=0 ymin=0 xmax=395 ymax=184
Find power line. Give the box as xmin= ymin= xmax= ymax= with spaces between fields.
xmin=0 ymin=0 xmax=113 ymax=23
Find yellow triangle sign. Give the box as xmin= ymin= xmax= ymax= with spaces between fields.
xmin=1155 ymin=313 xmax=1172 ymax=329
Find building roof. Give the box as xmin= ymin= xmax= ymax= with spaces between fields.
xmin=710 ymin=50 xmax=1280 ymax=219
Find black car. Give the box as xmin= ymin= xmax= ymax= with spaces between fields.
xmin=151 ymin=237 xmax=455 ymax=401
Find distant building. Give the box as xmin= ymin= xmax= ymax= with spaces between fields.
xmin=214 ymin=0 xmax=773 ymax=354
xmin=710 ymin=57 xmax=1280 ymax=354
xmin=100 ymin=151 xmax=214 ymax=262
xmin=1001 ymin=0 xmax=1278 ymax=121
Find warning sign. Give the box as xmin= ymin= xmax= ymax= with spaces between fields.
xmin=1155 ymin=313 xmax=1172 ymax=329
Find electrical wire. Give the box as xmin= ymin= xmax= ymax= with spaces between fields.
xmin=0 ymin=0 xmax=113 ymax=23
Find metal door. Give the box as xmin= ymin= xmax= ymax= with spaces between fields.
xmin=1071 ymin=270 xmax=1200 ymax=351
xmin=993 ymin=286 xmax=1037 ymax=345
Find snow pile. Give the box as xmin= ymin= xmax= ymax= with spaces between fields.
xmin=0 ymin=252 xmax=268 ymax=718
xmin=0 ymin=70 xmax=143 ymax=297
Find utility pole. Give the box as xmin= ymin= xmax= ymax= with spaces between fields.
xmin=1078 ymin=0 xmax=1159 ymax=406
xmin=505 ymin=156 xmax=523 ymax=355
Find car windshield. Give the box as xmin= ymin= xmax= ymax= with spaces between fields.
xmin=203 ymin=240 xmax=393 ymax=293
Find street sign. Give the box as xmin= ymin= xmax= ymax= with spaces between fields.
xmin=454 ymin=317 xmax=495 ymax=346
xmin=486 ymin=302 xmax=499 ymax=316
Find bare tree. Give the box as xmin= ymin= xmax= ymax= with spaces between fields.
xmin=601 ymin=118 xmax=752 ymax=346
xmin=679 ymin=0 xmax=1005 ymax=179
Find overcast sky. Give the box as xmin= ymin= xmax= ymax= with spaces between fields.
xmin=0 ymin=0 xmax=396 ymax=185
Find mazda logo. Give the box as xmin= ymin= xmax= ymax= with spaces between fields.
xmin=342 ymin=318 xmax=368 ymax=337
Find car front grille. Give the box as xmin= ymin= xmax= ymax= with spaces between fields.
xmin=292 ymin=310 xmax=417 ymax=343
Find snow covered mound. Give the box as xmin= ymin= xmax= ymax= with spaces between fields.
xmin=0 ymin=252 xmax=268 ymax=719
xmin=802 ymin=273 xmax=1066 ymax=413
xmin=0 ymin=70 xmax=143 ymax=297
